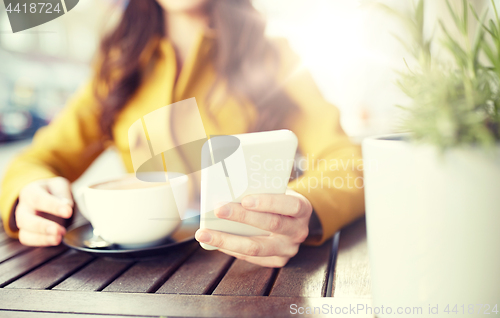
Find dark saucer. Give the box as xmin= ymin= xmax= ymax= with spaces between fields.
xmin=63 ymin=216 xmax=199 ymax=260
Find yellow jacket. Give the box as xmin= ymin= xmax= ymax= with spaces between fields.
xmin=0 ymin=35 xmax=365 ymax=244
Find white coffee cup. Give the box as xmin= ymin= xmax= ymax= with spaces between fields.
xmin=75 ymin=172 xmax=188 ymax=247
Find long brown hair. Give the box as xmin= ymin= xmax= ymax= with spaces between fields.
xmin=95 ymin=0 xmax=299 ymax=138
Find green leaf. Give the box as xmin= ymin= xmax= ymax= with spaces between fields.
xmin=446 ymin=0 xmax=462 ymax=30
xmin=472 ymin=11 xmax=488 ymax=68
xmin=391 ymin=33 xmax=416 ymax=56
xmin=439 ymin=21 xmax=468 ymax=65
xmin=489 ymin=19 xmax=498 ymax=38
xmin=462 ymin=0 xmax=468 ymax=34
xmin=469 ymin=3 xmax=481 ymax=22
xmin=492 ymin=0 xmax=500 ymax=27
xmin=482 ymin=37 xmax=498 ymax=68
xmin=415 ymin=0 xmax=425 ymax=34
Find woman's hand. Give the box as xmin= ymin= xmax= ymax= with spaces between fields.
xmin=15 ymin=177 xmax=74 ymax=246
xmin=195 ymin=189 xmax=313 ymax=268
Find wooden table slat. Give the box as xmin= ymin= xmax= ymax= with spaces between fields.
xmin=102 ymin=242 xmax=198 ymax=293
xmin=156 ymin=248 xmax=234 ymax=295
xmin=0 ymin=240 xmax=32 ymax=264
xmin=332 ymin=218 xmax=371 ymax=297
xmin=0 ymin=289 xmax=373 ymax=318
xmin=212 ymin=259 xmax=277 ymax=296
xmin=0 ymin=310 xmax=149 ymax=318
xmin=5 ymin=250 xmax=94 ymax=290
xmin=0 ymin=246 xmax=67 ymax=287
xmin=269 ymin=238 xmax=333 ymax=298
xmin=0 ymin=230 xmax=13 ymax=246
xmin=53 ymin=258 xmax=134 ymax=292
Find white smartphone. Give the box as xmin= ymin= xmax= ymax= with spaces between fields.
xmin=199 ymin=129 xmax=298 ymax=250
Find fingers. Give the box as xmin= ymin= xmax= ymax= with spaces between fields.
xmin=202 ymin=192 xmax=312 ymax=265
xmin=219 ymin=249 xmax=290 ymax=268
xmin=16 ymin=203 xmax=66 ymax=235
xmin=47 ymin=177 xmax=74 ymax=207
xmin=16 ymin=204 xmax=66 ymax=247
xmin=15 ymin=177 xmax=73 ymax=247
xmin=18 ymin=229 xmax=63 ymax=246
xmin=20 ymin=180 xmax=73 ymax=218
xmin=195 ymin=229 xmax=298 ymax=258
xmin=15 ymin=177 xmax=70 ymax=247
xmin=241 ymin=193 xmax=311 ymax=218
xmin=214 ymin=203 xmax=306 ymax=239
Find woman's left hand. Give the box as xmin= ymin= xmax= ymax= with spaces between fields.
xmin=195 ymin=189 xmax=313 ymax=268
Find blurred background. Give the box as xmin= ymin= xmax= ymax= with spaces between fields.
xmin=0 ymin=0 xmax=489 ymax=188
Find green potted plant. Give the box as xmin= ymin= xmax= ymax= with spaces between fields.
xmin=363 ymin=0 xmax=499 ymax=315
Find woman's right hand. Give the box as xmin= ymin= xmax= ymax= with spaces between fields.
xmin=15 ymin=177 xmax=74 ymax=246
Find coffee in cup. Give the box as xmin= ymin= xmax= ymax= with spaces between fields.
xmin=75 ymin=172 xmax=188 ymax=248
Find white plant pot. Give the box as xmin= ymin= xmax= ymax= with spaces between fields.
xmin=362 ymin=134 xmax=500 ymax=318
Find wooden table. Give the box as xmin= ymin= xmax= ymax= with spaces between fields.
xmin=0 ymin=217 xmax=371 ymax=317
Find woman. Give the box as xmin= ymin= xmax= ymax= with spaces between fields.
xmin=0 ymin=0 xmax=365 ymax=267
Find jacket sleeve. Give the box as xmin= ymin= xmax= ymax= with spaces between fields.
xmin=0 ymin=81 xmax=106 ymax=238
xmin=275 ymin=40 xmax=365 ymax=245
